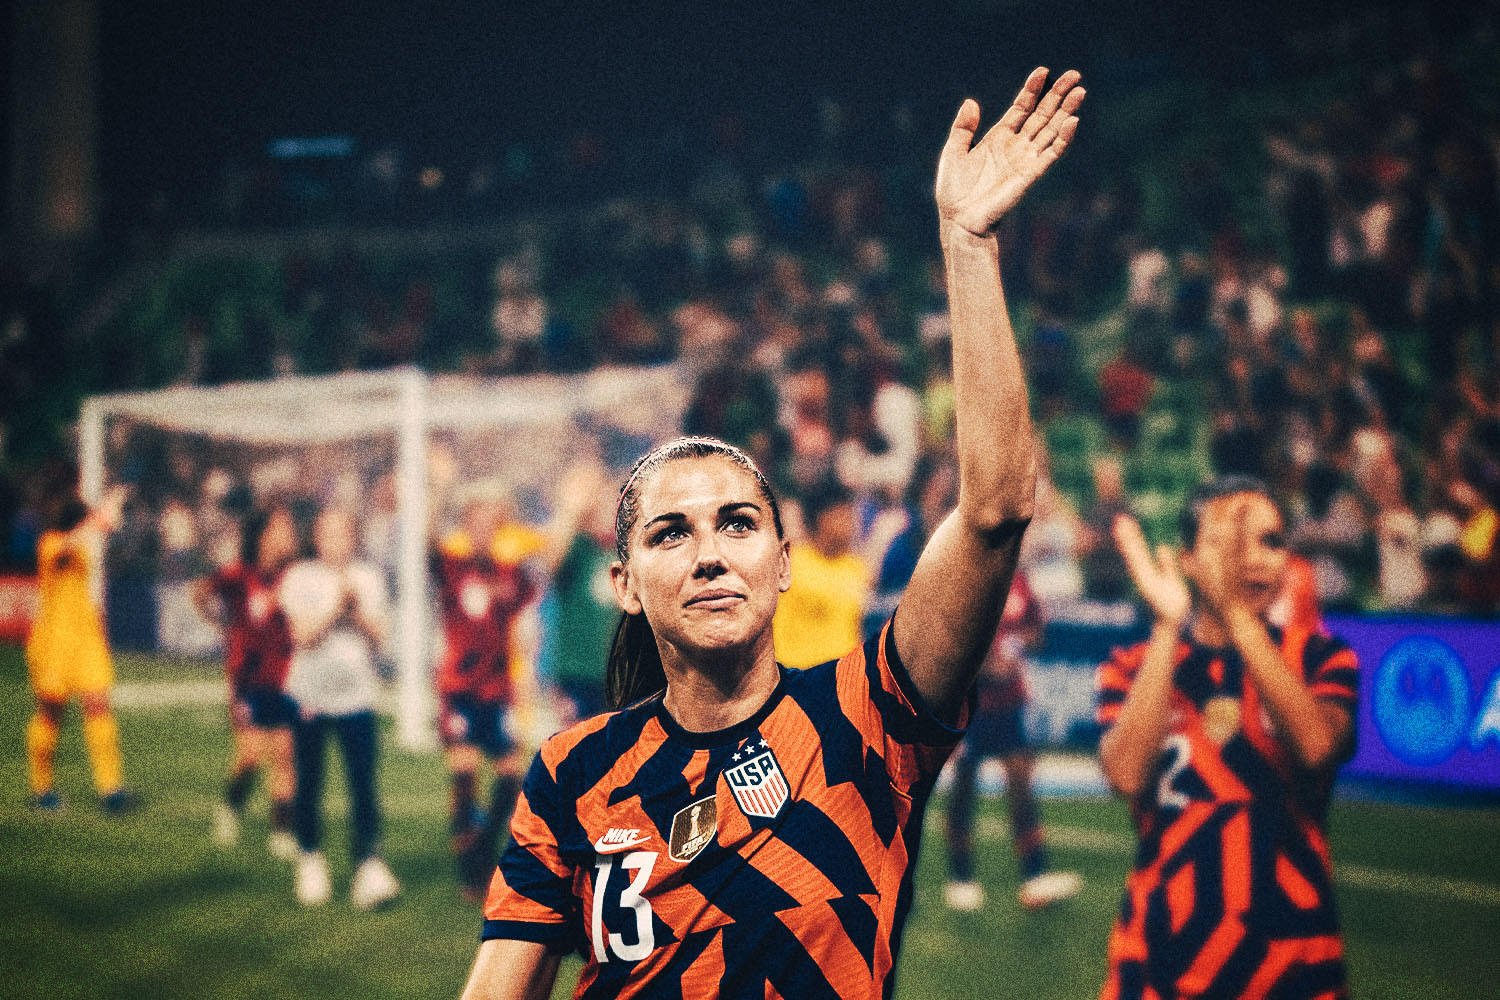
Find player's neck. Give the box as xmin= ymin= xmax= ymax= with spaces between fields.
xmin=659 ymin=637 xmax=780 ymax=734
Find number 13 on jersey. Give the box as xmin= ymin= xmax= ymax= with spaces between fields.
xmin=592 ymin=851 xmax=658 ymax=962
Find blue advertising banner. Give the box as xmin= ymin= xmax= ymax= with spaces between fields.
xmin=1025 ymin=618 xmax=1147 ymax=750
xmin=1329 ymin=614 xmax=1500 ymax=791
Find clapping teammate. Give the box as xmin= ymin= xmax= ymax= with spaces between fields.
xmin=460 ymin=66 xmax=1084 ymax=1000
xmin=279 ymin=507 xmax=401 ymax=909
xmin=1096 ymin=477 xmax=1358 ymax=999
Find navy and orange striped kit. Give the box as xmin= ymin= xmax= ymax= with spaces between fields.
xmin=1095 ymin=625 xmax=1360 ymax=1000
xmin=482 ymin=619 xmax=966 ymax=998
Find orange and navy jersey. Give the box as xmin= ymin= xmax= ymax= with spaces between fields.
xmin=481 ymin=618 xmax=967 ymax=999
xmin=433 ymin=533 xmax=536 ymax=703
xmin=210 ymin=564 xmax=292 ymax=692
xmin=1094 ymin=625 xmax=1359 ymax=1000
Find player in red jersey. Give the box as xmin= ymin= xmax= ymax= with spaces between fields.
xmin=943 ymin=570 xmax=1082 ymax=911
xmin=433 ymin=481 xmax=543 ymax=897
xmin=1096 ymin=476 xmax=1359 ymax=1000
xmin=195 ymin=505 xmax=299 ymax=857
xmin=459 ymin=65 xmax=1085 ymax=1000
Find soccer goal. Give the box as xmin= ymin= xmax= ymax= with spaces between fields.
xmin=80 ymin=364 xmax=691 ymax=748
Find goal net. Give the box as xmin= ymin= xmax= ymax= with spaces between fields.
xmin=81 ymin=364 xmax=691 ymax=748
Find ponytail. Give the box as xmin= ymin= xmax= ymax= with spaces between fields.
xmin=605 ymin=612 xmax=668 ymax=709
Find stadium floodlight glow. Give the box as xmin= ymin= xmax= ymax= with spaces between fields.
xmin=80 ymin=365 xmax=691 ymax=749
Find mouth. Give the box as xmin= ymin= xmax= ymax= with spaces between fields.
xmin=684 ymin=588 xmax=745 ymax=610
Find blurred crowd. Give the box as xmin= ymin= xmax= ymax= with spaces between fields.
xmin=2 ymin=7 xmax=1498 ymax=627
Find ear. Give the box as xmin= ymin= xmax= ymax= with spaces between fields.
xmin=777 ymin=539 xmax=793 ymax=594
xmin=610 ymin=560 xmax=643 ymax=616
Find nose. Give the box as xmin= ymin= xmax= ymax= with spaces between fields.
xmin=691 ymin=533 xmax=727 ymax=580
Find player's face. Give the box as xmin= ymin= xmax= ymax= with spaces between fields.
xmin=314 ymin=509 xmax=356 ymax=565
xmin=612 ymin=456 xmax=790 ymax=662
xmin=462 ymin=498 xmax=503 ymax=545
xmin=257 ymin=509 xmax=297 ymax=568
xmin=1191 ymin=492 xmax=1288 ymax=614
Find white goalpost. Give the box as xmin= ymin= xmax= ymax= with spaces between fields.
xmin=81 ymin=364 xmax=690 ymax=749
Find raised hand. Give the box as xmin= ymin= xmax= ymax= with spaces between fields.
xmin=1112 ymin=513 xmax=1190 ymax=627
xmin=936 ymin=67 xmax=1085 ymax=237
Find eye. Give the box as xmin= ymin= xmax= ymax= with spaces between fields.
xmin=1262 ymin=531 xmax=1287 ymax=550
xmin=722 ymin=514 xmax=755 ymax=535
xmin=649 ymin=525 xmax=687 ymax=546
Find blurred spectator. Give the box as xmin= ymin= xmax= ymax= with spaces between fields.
xmin=772 ymin=483 xmax=904 ymax=670
xmin=1097 ymin=329 xmax=1155 ymax=449
xmin=1020 ymin=449 xmax=1086 ymax=614
xmin=1287 ymin=463 xmax=1368 ymax=607
xmin=1078 ymin=456 xmax=1133 ymax=604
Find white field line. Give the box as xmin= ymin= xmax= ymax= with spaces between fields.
xmin=110 ymin=680 xmax=1500 ymax=908
xmin=945 ymin=814 xmax=1500 ymax=908
xmin=114 ymin=679 xmax=226 ymax=709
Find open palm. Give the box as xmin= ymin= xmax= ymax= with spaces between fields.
xmin=936 ymin=67 xmax=1085 ymax=236
xmin=1113 ymin=513 xmax=1191 ymax=626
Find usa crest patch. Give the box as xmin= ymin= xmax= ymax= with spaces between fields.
xmin=725 ymin=741 xmax=789 ymax=820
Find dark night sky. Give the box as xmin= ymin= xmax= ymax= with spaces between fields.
xmin=93 ymin=1 xmax=1322 ymax=190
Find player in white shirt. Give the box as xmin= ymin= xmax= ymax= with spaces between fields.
xmin=279 ymin=507 xmax=400 ymax=910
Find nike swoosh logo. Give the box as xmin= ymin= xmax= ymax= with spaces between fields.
xmin=593 ymin=833 xmax=652 ymax=854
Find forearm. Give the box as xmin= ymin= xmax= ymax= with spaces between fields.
xmin=1225 ymin=611 xmax=1347 ymax=770
xmin=942 ymin=224 xmax=1036 ymax=533
xmin=1098 ymin=623 xmax=1180 ymax=798
xmin=354 ymin=610 xmax=388 ymax=648
xmin=459 ymin=939 xmax=561 ymax=1000
xmin=893 ymin=226 xmax=1034 ymax=716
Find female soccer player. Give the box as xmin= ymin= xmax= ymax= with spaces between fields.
xmin=459 ymin=65 xmax=1084 ymax=1000
xmin=1096 ymin=478 xmax=1358 ymax=999
xmin=431 ymin=481 xmax=542 ymax=898
xmin=195 ymin=505 xmax=299 ymax=857
xmin=25 ymin=485 xmax=134 ymax=813
xmin=279 ymin=506 xmax=400 ymax=909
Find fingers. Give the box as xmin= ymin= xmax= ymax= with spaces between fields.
xmin=1155 ymin=544 xmax=1181 ymax=581
xmin=996 ymin=66 xmax=1050 ymax=133
xmin=1021 ymin=69 xmax=1083 ymax=141
xmin=1035 ymin=112 xmax=1081 ymax=164
xmin=944 ymin=98 xmax=982 ymax=158
xmin=1112 ymin=513 xmax=1157 ymax=587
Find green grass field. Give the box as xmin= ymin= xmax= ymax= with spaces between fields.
xmin=2 ymin=644 xmax=1497 ymax=1000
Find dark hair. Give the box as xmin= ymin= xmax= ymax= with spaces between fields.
xmin=51 ymin=497 xmax=90 ymax=532
xmin=605 ymin=436 xmax=785 ymax=710
xmin=241 ymin=508 xmax=272 ymax=566
xmin=1179 ymin=474 xmax=1277 ymax=550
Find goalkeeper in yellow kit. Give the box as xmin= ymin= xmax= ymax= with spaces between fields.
xmin=25 ymin=485 xmax=136 ymax=813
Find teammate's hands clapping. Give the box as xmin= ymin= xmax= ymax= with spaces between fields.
xmin=936 ymin=67 xmax=1085 ymax=237
xmin=1112 ymin=514 xmax=1190 ymax=627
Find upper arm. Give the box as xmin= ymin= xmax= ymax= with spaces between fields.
xmin=891 ymin=508 xmax=1026 ymax=722
xmin=459 ymin=939 xmax=561 ymax=1000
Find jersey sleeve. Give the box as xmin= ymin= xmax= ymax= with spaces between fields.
xmin=1095 ymin=642 xmax=1147 ymax=730
xmin=481 ymin=747 xmax=579 ymax=953
xmin=1303 ymin=632 xmax=1359 ymax=713
xmin=836 ymin=616 xmax=971 ymax=795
